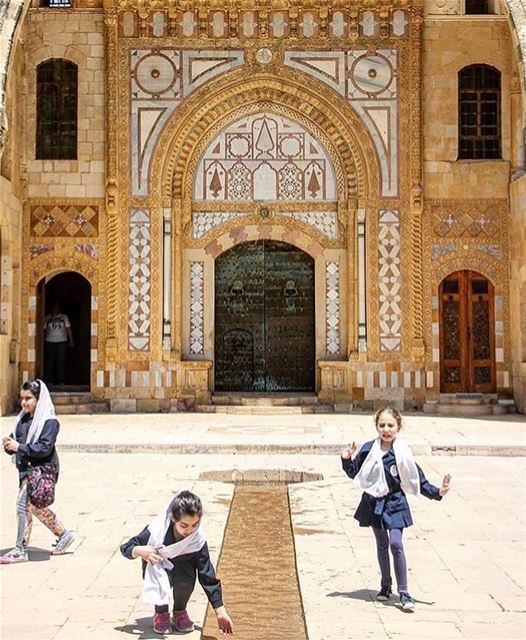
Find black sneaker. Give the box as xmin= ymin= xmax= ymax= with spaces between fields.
xmin=399 ymin=592 xmax=416 ymax=610
xmin=376 ymin=586 xmax=392 ymax=601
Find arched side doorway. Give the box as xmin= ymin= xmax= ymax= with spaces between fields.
xmin=215 ymin=240 xmax=315 ymax=392
xmin=36 ymin=272 xmax=91 ymax=390
xmin=439 ymin=270 xmax=496 ymax=393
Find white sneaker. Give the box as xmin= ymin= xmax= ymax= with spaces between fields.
xmin=0 ymin=547 xmax=29 ymax=564
xmin=51 ymin=530 xmax=75 ymax=555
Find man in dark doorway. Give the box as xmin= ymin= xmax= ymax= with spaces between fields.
xmin=43 ymin=302 xmax=74 ymax=386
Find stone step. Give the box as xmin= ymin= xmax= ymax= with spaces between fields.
xmin=196 ymin=404 xmax=334 ymax=415
xmin=55 ymin=402 xmax=109 ymax=414
xmin=211 ymin=394 xmax=320 ymax=406
xmin=51 ymin=393 xmax=93 ymax=405
xmin=423 ymin=402 xmax=508 ymax=416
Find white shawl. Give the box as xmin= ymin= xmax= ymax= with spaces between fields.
xmin=142 ymin=500 xmax=206 ymax=605
xmin=12 ymin=380 xmax=56 ymax=444
xmin=353 ymin=437 xmax=421 ymax=499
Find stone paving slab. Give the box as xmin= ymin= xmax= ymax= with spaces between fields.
xmin=1 ymin=412 xmax=525 ymax=455
xmin=2 ymin=449 xmax=525 ymax=640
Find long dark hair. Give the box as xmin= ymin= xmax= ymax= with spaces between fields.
xmin=21 ymin=379 xmax=41 ymax=400
xmin=169 ymin=490 xmax=203 ymax=523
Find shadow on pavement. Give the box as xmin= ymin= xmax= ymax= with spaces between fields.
xmin=115 ymin=617 xmax=157 ymax=639
xmin=0 ymin=546 xmax=51 ymax=562
xmin=326 ymin=589 xmax=435 ymax=608
xmin=326 ymin=588 xmax=376 ymax=601
xmin=115 ymin=617 xmax=203 ymax=638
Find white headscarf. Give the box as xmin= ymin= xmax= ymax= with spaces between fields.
xmin=353 ymin=437 xmax=421 ymax=499
xmin=142 ymin=497 xmax=207 ymax=605
xmin=12 ymin=379 xmax=56 ymax=443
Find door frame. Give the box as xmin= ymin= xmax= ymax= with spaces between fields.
xmin=439 ymin=270 xmax=496 ymax=393
xmin=213 ymin=240 xmax=316 ymax=393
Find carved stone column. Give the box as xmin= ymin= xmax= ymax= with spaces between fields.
xmin=409 ymin=7 xmax=425 ymax=363
xmin=172 ymin=198 xmax=184 ymax=360
xmin=346 ymin=200 xmax=358 ymax=359
xmin=162 ymin=200 xmax=172 ymax=352
xmin=103 ymin=6 xmax=119 ymax=358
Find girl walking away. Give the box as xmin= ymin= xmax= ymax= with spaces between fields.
xmin=341 ymin=407 xmax=451 ymax=611
xmin=1 ymin=379 xmax=74 ymax=564
xmin=121 ymin=490 xmax=234 ymax=635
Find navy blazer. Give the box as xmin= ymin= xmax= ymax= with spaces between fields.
xmin=342 ymin=439 xmax=441 ymax=530
xmin=121 ymin=525 xmax=223 ymax=609
xmin=7 ymin=414 xmax=60 ymax=480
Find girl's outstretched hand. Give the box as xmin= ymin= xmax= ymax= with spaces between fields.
xmin=439 ymin=473 xmax=451 ymax=496
xmin=215 ymin=606 xmax=234 ymax=635
xmin=341 ymin=442 xmax=358 ymax=459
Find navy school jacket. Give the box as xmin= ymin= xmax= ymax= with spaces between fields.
xmin=120 ymin=525 xmax=223 ymax=609
xmin=342 ymin=439 xmax=442 ymax=530
xmin=6 ymin=414 xmax=60 ymax=480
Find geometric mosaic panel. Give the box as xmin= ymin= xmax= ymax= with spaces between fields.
xmin=284 ymin=48 xmax=398 ymax=197
xmin=30 ymin=204 xmax=99 ymax=237
xmin=378 ymin=209 xmax=401 ymax=352
xmin=189 ymin=262 xmax=204 ymax=355
xmin=431 ymin=202 xmax=500 ymax=238
xmin=194 ymin=113 xmax=337 ymax=202
xmin=325 ymin=261 xmax=341 ymax=355
xmin=192 ymin=209 xmax=338 ymax=240
xmin=130 ymin=49 xmax=245 ymax=196
xmin=128 ymin=208 xmax=151 ymax=352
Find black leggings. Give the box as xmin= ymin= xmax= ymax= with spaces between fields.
xmin=154 ymin=562 xmax=196 ymax=613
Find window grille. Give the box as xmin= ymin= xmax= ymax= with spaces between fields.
xmin=36 ymin=59 xmax=77 ymax=160
xmin=458 ymin=64 xmax=501 ymax=160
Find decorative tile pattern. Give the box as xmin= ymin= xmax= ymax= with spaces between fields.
xmin=284 ymin=49 xmax=398 ymax=197
xmin=193 ymin=212 xmax=247 ymax=238
xmin=75 ymin=244 xmax=99 ymax=259
xmin=325 ymin=261 xmax=340 ymax=355
xmin=431 ymin=243 xmax=456 ymax=260
xmin=477 ymin=244 xmax=502 ymax=260
xmin=279 ymin=211 xmax=338 ymax=239
xmin=431 ymin=202 xmax=500 ymax=237
xmin=128 ymin=208 xmax=151 ymax=352
xmin=194 ymin=113 xmax=337 ymax=202
xmin=29 ymin=244 xmax=53 ymax=260
xmin=119 ymin=9 xmax=411 ymax=40
xmin=378 ymin=209 xmax=401 ymax=352
xmin=30 ymin=205 xmax=98 ymax=237
xmin=189 ymin=262 xmax=205 ymax=355
xmin=192 ymin=210 xmax=338 ymax=240
xmin=130 ymin=49 xmax=245 ymax=196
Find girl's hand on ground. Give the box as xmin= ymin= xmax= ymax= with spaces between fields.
xmin=341 ymin=442 xmax=357 ymax=459
xmin=133 ymin=545 xmax=163 ymax=564
xmin=439 ymin=473 xmax=451 ymax=496
xmin=215 ymin=606 xmax=234 ymax=635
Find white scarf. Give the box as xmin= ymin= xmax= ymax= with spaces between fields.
xmin=12 ymin=380 xmax=56 ymax=444
xmin=353 ymin=437 xmax=421 ymax=499
xmin=142 ymin=501 xmax=206 ymax=605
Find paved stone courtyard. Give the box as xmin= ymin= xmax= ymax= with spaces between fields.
xmin=1 ymin=412 xmax=525 ymax=640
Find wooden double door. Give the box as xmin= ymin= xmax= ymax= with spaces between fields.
xmin=215 ymin=240 xmax=315 ymax=392
xmin=439 ymin=270 xmax=495 ymax=393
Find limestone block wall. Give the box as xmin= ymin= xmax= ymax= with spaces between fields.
xmin=510 ymin=175 xmax=526 ymax=412
xmin=22 ymin=8 xmax=105 ymax=200
xmin=0 ymin=175 xmax=22 ymax=414
xmin=423 ymin=16 xmax=512 ymax=197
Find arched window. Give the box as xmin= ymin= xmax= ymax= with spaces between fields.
xmin=36 ymin=59 xmax=77 ymax=160
xmin=458 ymin=64 xmax=501 ymax=160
